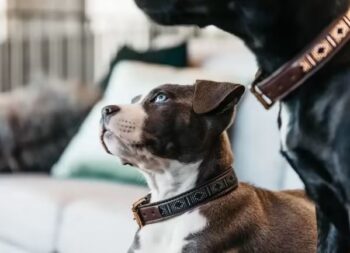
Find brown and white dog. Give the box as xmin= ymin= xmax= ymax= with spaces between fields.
xmin=100 ymin=80 xmax=317 ymax=253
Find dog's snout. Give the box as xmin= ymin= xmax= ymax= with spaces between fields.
xmin=102 ymin=105 xmax=120 ymax=118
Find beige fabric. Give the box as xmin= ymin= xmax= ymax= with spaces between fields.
xmin=0 ymin=241 xmax=31 ymax=253
xmin=0 ymin=175 xmax=147 ymax=253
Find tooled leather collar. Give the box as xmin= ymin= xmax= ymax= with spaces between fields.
xmin=251 ymin=7 xmax=350 ymax=109
xmin=132 ymin=168 xmax=238 ymax=228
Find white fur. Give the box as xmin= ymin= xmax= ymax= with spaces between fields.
xmin=103 ymin=99 xmax=208 ymax=252
xmin=107 ymin=104 xmax=147 ymax=145
xmin=103 ymin=103 xmax=173 ymax=171
xmin=134 ymin=210 xmax=207 ymax=253
xmin=135 ymin=161 xmax=207 ymax=252
xmin=280 ymin=102 xmax=292 ymax=151
xmin=141 ymin=161 xmax=201 ymax=202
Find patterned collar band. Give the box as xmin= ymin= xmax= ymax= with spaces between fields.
xmin=251 ymin=7 xmax=350 ymax=109
xmin=132 ymin=168 xmax=238 ymax=228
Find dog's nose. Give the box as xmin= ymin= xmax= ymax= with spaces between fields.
xmin=102 ymin=105 xmax=120 ymax=118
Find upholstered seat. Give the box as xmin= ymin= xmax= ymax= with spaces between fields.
xmin=0 ymin=175 xmax=147 ymax=253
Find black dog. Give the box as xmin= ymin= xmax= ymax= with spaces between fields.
xmin=135 ymin=0 xmax=350 ymax=252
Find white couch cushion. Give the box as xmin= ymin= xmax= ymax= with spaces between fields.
xmin=0 ymin=175 xmax=65 ymax=253
xmin=0 ymin=241 xmax=31 ymax=253
xmin=57 ymin=186 xmax=144 ymax=253
xmin=0 ymin=175 xmax=147 ymax=253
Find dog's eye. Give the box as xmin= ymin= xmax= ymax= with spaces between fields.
xmin=154 ymin=93 xmax=168 ymax=103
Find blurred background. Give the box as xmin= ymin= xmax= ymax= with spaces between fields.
xmin=0 ymin=0 xmax=303 ymax=252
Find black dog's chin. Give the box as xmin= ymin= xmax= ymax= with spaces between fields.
xmin=143 ymin=11 xmax=175 ymax=26
xmin=135 ymin=0 xmax=210 ymax=27
xmin=142 ymin=10 xmax=209 ymax=28
xmin=135 ymin=0 xmax=175 ymax=14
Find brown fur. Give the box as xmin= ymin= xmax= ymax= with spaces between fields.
xmin=189 ymin=184 xmax=317 ymax=253
xmin=181 ymin=130 xmax=317 ymax=253
xmin=101 ymin=81 xmax=317 ymax=252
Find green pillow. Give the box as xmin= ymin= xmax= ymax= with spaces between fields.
xmin=52 ymin=98 xmax=146 ymax=185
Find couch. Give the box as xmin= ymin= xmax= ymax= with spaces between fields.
xmin=0 ymin=175 xmax=147 ymax=253
xmin=0 ymin=38 xmax=303 ymax=253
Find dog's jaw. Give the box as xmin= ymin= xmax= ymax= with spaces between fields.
xmin=101 ymin=103 xmax=161 ymax=170
xmin=102 ymin=111 xmax=203 ymax=202
xmin=102 ymin=131 xmax=172 ymax=173
xmin=102 ymin=105 xmax=203 ymax=201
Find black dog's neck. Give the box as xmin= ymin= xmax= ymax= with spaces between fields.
xmin=220 ymin=0 xmax=350 ymax=74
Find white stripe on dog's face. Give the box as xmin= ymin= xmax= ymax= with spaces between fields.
xmin=102 ymin=102 xmax=172 ymax=172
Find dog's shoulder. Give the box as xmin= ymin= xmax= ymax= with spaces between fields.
xmin=197 ymin=183 xmax=316 ymax=253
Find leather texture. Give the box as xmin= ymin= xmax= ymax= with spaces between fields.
xmin=132 ymin=168 xmax=238 ymax=227
xmin=251 ymin=8 xmax=350 ymax=109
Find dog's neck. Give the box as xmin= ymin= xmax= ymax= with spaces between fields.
xmin=220 ymin=0 xmax=350 ymax=74
xmin=141 ymin=133 xmax=235 ymax=203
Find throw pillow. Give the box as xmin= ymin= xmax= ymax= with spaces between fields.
xmin=52 ymin=61 xmax=239 ymax=185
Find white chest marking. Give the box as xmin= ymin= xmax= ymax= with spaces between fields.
xmin=134 ymin=210 xmax=207 ymax=253
xmin=280 ymin=103 xmax=292 ymax=151
xmin=140 ymin=161 xmax=201 ymax=202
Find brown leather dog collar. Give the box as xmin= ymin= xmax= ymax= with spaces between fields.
xmin=251 ymin=7 xmax=350 ymax=109
xmin=132 ymin=168 xmax=238 ymax=228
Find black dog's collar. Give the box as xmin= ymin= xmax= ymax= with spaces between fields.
xmin=132 ymin=168 xmax=238 ymax=228
xmin=251 ymin=7 xmax=350 ymax=109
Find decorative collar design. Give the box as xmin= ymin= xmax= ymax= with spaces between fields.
xmin=251 ymin=7 xmax=350 ymax=109
xmin=132 ymin=168 xmax=238 ymax=228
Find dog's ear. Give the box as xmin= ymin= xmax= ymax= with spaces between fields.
xmin=193 ymin=80 xmax=245 ymax=114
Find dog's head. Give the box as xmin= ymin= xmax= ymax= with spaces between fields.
xmin=135 ymin=0 xmax=345 ymax=72
xmin=133 ymin=0 xmax=288 ymax=59
xmin=100 ymin=80 xmax=245 ymax=172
